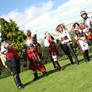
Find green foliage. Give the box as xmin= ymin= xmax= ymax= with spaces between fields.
xmin=0 ymin=18 xmax=26 ymax=55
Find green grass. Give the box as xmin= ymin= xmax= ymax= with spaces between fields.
xmin=0 ymin=54 xmax=92 ymax=92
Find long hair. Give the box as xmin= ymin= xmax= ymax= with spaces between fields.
xmin=56 ymin=24 xmax=66 ymax=32
xmin=44 ymin=32 xmax=49 ymax=39
xmin=27 ymin=30 xmax=31 ymax=37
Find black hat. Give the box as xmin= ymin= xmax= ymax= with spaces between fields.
xmin=32 ymin=34 xmax=37 ymax=39
xmin=1 ymin=35 xmax=7 ymax=42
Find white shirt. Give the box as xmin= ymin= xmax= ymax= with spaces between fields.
xmin=44 ymin=39 xmax=56 ymax=47
xmin=83 ymin=17 xmax=92 ymax=29
xmin=57 ymin=30 xmax=71 ymax=44
xmin=1 ymin=43 xmax=8 ymax=54
xmin=25 ymin=39 xmax=32 ymax=47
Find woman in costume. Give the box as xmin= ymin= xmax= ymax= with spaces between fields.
xmin=56 ymin=24 xmax=79 ymax=65
xmin=23 ymin=30 xmax=47 ymax=80
xmin=44 ymin=32 xmax=61 ymax=72
xmin=73 ymin=23 xmax=90 ymax=62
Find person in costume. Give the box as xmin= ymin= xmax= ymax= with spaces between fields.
xmin=44 ymin=32 xmax=62 ymax=72
xmin=73 ymin=23 xmax=90 ymax=62
xmin=56 ymin=24 xmax=79 ymax=65
xmin=23 ymin=30 xmax=47 ymax=80
xmin=0 ymin=35 xmax=24 ymax=89
xmin=80 ymin=11 xmax=92 ymax=43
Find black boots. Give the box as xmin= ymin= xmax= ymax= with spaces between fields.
xmin=42 ymin=71 xmax=47 ymax=76
xmin=68 ymin=55 xmax=74 ymax=64
xmin=13 ymin=74 xmax=24 ymax=89
xmin=52 ymin=60 xmax=61 ymax=71
xmin=84 ymin=51 xmax=90 ymax=62
xmin=52 ymin=60 xmax=56 ymax=68
xmin=33 ymin=71 xmax=38 ymax=81
xmin=84 ymin=55 xmax=90 ymax=62
xmin=54 ymin=61 xmax=62 ymax=71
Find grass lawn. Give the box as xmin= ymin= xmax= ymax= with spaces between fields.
xmin=0 ymin=53 xmax=92 ymax=92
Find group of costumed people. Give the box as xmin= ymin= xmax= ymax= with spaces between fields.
xmin=0 ymin=10 xmax=92 ymax=90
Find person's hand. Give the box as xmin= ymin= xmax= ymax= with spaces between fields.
xmin=83 ymin=37 xmax=86 ymax=40
xmin=69 ymin=40 xmax=72 ymax=44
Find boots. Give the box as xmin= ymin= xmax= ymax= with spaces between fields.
xmin=54 ymin=61 xmax=62 ymax=72
xmin=84 ymin=55 xmax=90 ymax=62
xmin=33 ymin=71 xmax=38 ymax=81
xmin=51 ymin=58 xmax=56 ymax=68
xmin=84 ymin=51 xmax=90 ymax=62
xmin=42 ymin=71 xmax=47 ymax=76
xmin=52 ymin=61 xmax=56 ymax=68
xmin=13 ymin=74 xmax=24 ymax=89
xmin=68 ymin=55 xmax=74 ymax=64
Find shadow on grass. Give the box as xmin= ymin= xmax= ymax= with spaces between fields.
xmin=23 ymin=55 xmax=92 ymax=88
xmin=23 ymin=69 xmax=58 ymax=87
xmin=62 ymin=63 xmax=71 ymax=70
xmin=89 ymin=54 xmax=92 ymax=59
xmin=78 ymin=58 xmax=84 ymax=63
xmin=62 ymin=58 xmax=85 ymax=70
xmin=77 ymin=54 xmax=92 ymax=63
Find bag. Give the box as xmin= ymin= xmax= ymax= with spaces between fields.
xmin=79 ymin=40 xmax=89 ymax=51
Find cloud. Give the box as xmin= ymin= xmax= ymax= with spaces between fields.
xmin=1 ymin=0 xmax=92 ymax=40
xmin=1 ymin=1 xmax=53 ymax=30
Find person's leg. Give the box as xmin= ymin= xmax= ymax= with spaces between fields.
xmin=16 ymin=59 xmax=20 ymax=74
xmin=13 ymin=74 xmax=23 ymax=89
xmin=42 ymin=71 xmax=47 ymax=76
xmin=52 ymin=56 xmax=61 ymax=71
xmin=37 ymin=61 xmax=47 ymax=76
xmin=33 ymin=71 xmax=38 ymax=80
xmin=6 ymin=58 xmax=23 ymax=89
xmin=83 ymin=50 xmax=90 ymax=62
xmin=67 ymin=43 xmax=79 ymax=64
xmin=9 ymin=67 xmax=24 ymax=89
xmin=67 ymin=54 xmax=74 ymax=64
xmin=86 ymin=50 xmax=90 ymax=61
xmin=60 ymin=44 xmax=74 ymax=64
xmin=50 ymin=56 xmax=56 ymax=68
xmin=89 ymin=39 xmax=92 ymax=44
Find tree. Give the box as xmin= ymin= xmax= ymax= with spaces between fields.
xmin=0 ymin=18 xmax=26 ymax=55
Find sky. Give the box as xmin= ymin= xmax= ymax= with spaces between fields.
xmin=0 ymin=0 xmax=68 ymax=15
xmin=0 ymin=0 xmax=91 ymax=40
xmin=0 ymin=0 xmax=69 ymax=29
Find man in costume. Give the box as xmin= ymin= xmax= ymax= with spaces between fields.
xmin=0 ymin=35 xmax=24 ymax=89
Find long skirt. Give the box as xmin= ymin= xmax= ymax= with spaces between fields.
xmin=27 ymin=49 xmax=46 ymax=71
